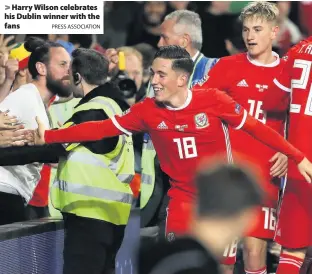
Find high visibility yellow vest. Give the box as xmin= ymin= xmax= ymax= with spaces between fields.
xmin=51 ymin=96 xmax=135 ymax=225
xmin=48 ymin=98 xmax=81 ymax=217
xmin=49 ymin=98 xmax=81 ymax=128
xmin=140 ymin=135 xmax=156 ymax=209
xmin=140 ymin=53 xmax=218 ymax=209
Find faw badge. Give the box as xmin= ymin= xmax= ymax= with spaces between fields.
xmin=194 ymin=112 xmax=209 ymax=129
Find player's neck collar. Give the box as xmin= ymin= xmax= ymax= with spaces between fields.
xmin=165 ymin=89 xmax=192 ymax=111
xmin=247 ymin=51 xmax=280 ymax=67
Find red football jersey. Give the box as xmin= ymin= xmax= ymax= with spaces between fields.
xmin=113 ymin=89 xmax=247 ymax=201
xmin=274 ymin=40 xmax=312 ymax=182
xmin=204 ymin=52 xmax=287 ymax=184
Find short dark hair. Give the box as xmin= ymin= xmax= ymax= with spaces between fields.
xmin=24 ymin=37 xmax=65 ymax=79
xmin=154 ymin=46 xmax=194 ymax=77
xmin=71 ymin=48 xmax=109 ymax=85
xmin=195 ymin=164 xmax=263 ymax=218
xmin=69 ymin=34 xmax=93 ymax=49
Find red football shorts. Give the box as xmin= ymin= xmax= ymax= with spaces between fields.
xmin=165 ymin=198 xmax=237 ymax=265
xmin=245 ymin=183 xmax=279 ymax=239
xmin=165 ymin=198 xmax=193 ymax=241
xmin=275 ymin=179 xmax=312 ymax=249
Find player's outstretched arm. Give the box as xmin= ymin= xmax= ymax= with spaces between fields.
xmin=215 ymin=88 xmax=312 ymax=183
xmin=26 ymin=116 xmax=123 ymax=145
xmin=27 ymin=102 xmax=147 ymax=145
xmin=241 ymin=116 xmax=312 ymax=183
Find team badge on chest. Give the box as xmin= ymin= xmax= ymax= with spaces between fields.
xmin=194 ymin=112 xmax=209 ymax=129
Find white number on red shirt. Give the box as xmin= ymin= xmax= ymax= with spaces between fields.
xmin=247 ymin=99 xmax=267 ymax=124
xmin=173 ymin=137 xmax=198 ymax=159
xmin=262 ymin=207 xmax=276 ymax=231
xmin=291 ymin=59 xmax=312 ymax=116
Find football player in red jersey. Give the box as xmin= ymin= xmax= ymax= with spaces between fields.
xmin=27 ymin=45 xmax=312 ymax=271
xmin=203 ymin=2 xmax=290 ymax=273
xmin=262 ymin=37 xmax=312 ymax=274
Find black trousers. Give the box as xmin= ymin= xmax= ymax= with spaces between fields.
xmin=0 ymin=192 xmax=27 ymax=225
xmin=62 ymin=213 xmax=126 ymax=274
xmin=25 ymin=205 xmax=50 ymax=220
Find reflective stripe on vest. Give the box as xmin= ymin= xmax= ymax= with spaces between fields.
xmin=54 ymin=180 xmax=132 ymax=204
xmin=49 ymin=98 xmax=81 ymax=128
xmin=66 ymin=151 xmax=133 ymax=184
xmin=89 ymin=97 xmax=117 ymax=114
xmin=143 ymin=138 xmax=154 ymax=151
xmin=140 ymin=140 xmax=156 ymax=208
xmin=141 ymin=173 xmax=153 ymax=185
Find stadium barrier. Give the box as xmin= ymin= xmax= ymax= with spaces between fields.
xmin=0 ymin=208 xmax=140 ymax=274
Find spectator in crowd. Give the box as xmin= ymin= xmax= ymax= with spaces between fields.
xmin=0 ymin=37 xmax=72 ymax=225
xmin=98 ymin=1 xmax=141 ymax=49
xmin=49 ymin=34 xmax=94 ymax=55
xmin=274 ymin=1 xmax=302 ymax=56
xmin=299 ymin=1 xmax=312 ymax=37
xmin=198 ymin=1 xmax=239 ymax=57
xmin=166 ymin=1 xmax=197 ymax=13
xmin=127 ymin=1 xmax=168 ymax=49
xmin=116 ymin=46 xmax=145 ymax=105
xmin=133 ymin=43 xmax=157 ymax=86
xmin=139 ymin=162 xmax=264 ymax=274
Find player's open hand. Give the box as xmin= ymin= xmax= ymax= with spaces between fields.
xmin=25 ymin=116 xmax=46 ymax=146
xmin=269 ymin=152 xmax=288 ymax=177
xmin=298 ymin=157 xmax=312 ymax=183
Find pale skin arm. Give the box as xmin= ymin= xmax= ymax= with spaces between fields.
xmin=0 ymin=35 xmax=18 ymax=86
xmin=0 ymin=59 xmax=19 ymax=102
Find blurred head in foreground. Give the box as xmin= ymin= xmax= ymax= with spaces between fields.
xmin=191 ymin=161 xmax=264 ymax=258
